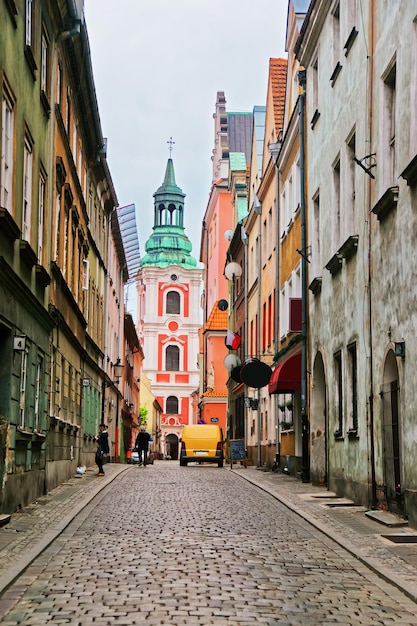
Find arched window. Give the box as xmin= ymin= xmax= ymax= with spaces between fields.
xmin=166 ymin=396 xmax=178 ymax=414
xmin=166 ymin=291 xmax=180 ymax=314
xmin=166 ymin=345 xmax=179 ymax=371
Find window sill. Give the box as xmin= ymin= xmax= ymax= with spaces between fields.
xmin=5 ymin=0 xmax=18 ymax=26
xmin=400 ymin=154 xmax=417 ymax=187
xmin=344 ymin=27 xmax=358 ymax=57
xmin=338 ymin=235 xmax=358 ymax=262
xmin=24 ymin=45 xmax=37 ymax=79
xmin=20 ymin=240 xmax=37 ymax=267
xmin=330 ymin=62 xmax=342 ymax=87
xmin=348 ymin=428 xmax=359 ymax=440
xmin=40 ymin=90 xmax=51 ymax=118
xmin=0 ymin=207 xmax=20 ymax=241
xmin=308 ymin=276 xmax=322 ymax=296
xmin=310 ymin=109 xmax=320 ymax=130
xmin=371 ymin=186 xmax=399 ymax=221
xmin=325 ymin=253 xmax=343 ymax=276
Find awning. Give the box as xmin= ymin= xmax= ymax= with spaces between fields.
xmin=268 ymin=353 xmax=301 ymax=394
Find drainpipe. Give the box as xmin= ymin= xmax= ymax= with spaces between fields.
xmin=367 ymin=0 xmax=377 ymax=509
xmin=299 ymin=70 xmax=310 ymax=483
xmin=242 ymin=225 xmax=249 ymax=455
xmin=254 ymin=195 xmax=262 ymax=467
xmin=269 ymin=142 xmax=282 ymax=467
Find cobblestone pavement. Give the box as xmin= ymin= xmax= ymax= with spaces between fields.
xmin=1 ymin=462 xmax=417 ymax=624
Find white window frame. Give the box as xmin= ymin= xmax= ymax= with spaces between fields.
xmin=34 ymin=355 xmax=43 ymax=431
xmin=22 ymin=137 xmax=33 ymax=242
xmin=25 ymin=0 xmax=33 ymax=47
xmin=38 ymin=172 xmax=46 ymax=261
xmin=20 ymin=350 xmax=28 ymax=428
xmin=41 ymin=30 xmax=48 ymax=93
xmin=1 ymin=89 xmax=14 ymax=211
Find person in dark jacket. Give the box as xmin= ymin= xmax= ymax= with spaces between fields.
xmin=95 ymin=423 xmax=110 ymax=476
xmin=135 ymin=427 xmax=151 ymax=466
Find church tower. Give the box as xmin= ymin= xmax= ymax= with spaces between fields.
xmin=138 ymin=149 xmax=202 ymax=460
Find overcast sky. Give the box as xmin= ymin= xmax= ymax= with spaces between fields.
xmin=84 ymin=0 xmax=287 ymax=304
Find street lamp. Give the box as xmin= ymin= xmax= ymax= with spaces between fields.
xmin=113 ymin=358 xmax=124 ymax=380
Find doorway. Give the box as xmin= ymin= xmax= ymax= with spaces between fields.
xmin=310 ymin=352 xmax=327 ymax=486
xmin=165 ymin=433 xmax=179 ymax=460
xmin=380 ymin=350 xmax=402 ymax=515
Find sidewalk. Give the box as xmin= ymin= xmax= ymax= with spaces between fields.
xmin=0 ymin=463 xmax=129 ymax=595
xmin=1 ymin=462 xmax=417 ymax=606
xmin=230 ymin=464 xmax=417 ymax=603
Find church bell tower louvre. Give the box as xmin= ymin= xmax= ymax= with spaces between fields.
xmin=137 ymin=142 xmax=202 ymax=460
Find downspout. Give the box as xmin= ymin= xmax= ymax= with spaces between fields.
xmin=243 ymin=227 xmax=249 ymax=456
xmin=299 ymin=70 xmax=310 ymax=483
xmin=367 ymin=0 xmax=377 ymax=509
xmin=254 ymin=195 xmax=262 ymax=467
xmin=270 ymin=142 xmax=282 ymax=466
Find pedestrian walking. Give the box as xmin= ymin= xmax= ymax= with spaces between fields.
xmin=95 ymin=423 xmax=109 ymax=476
xmin=135 ymin=427 xmax=151 ymax=466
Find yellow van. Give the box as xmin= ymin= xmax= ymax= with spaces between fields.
xmin=179 ymin=425 xmax=224 ymax=467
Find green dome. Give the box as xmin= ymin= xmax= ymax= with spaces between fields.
xmin=140 ymin=158 xmax=197 ymax=269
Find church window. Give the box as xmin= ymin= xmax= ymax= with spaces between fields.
xmin=166 ymin=345 xmax=179 ymax=371
xmin=166 ymin=396 xmax=178 ymax=414
xmin=166 ymin=291 xmax=180 ymax=314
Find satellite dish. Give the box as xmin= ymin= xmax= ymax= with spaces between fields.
xmin=224 ymin=262 xmax=242 ymax=280
xmin=218 ymin=299 xmax=228 ymax=311
xmin=224 ymin=229 xmax=234 ymax=241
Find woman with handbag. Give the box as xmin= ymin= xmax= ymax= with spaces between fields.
xmin=95 ymin=423 xmax=109 ymax=476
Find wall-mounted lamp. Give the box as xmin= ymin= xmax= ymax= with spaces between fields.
xmin=244 ymin=397 xmax=259 ymax=410
xmin=224 ymin=261 xmax=242 ymax=280
xmin=394 ymin=341 xmax=405 ymax=358
xmin=113 ymin=358 xmax=124 ymax=380
xmin=57 ymin=19 xmax=81 ymax=41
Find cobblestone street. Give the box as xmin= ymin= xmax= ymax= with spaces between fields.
xmin=1 ymin=462 xmax=417 ymax=625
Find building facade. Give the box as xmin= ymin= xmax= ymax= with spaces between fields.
xmin=0 ymin=0 xmax=130 ymax=513
xmin=138 ymin=157 xmax=202 ymax=460
xmin=296 ymin=0 xmax=417 ymax=522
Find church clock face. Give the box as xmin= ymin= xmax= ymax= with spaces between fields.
xmin=171 ymin=274 xmax=178 ymax=281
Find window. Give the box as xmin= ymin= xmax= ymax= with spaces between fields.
xmin=41 ymin=30 xmax=48 ymax=93
xmin=346 ymin=131 xmax=356 ymax=231
xmin=332 ymin=2 xmax=340 ymax=66
xmin=166 ymin=345 xmax=179 ymax=371
xmin=34 ymin=355 xmax=43 ymax=431
xmin=332 ymin=156 xmax=341 ymax=247
xmin=19 ymin=350 xmax=28 ymax=428
xmin=56 ymin=61 xmax=63 ymax=108
xmin=25 ymin=0 xmax=33 ymax=46
xmin=1 ymin=87 xmax=14 ymax=211
xmin=166 ymin=291 xmax=180 ymax=314
xmin=66 ymin=89 xmax=71 ymax=134
xmin=383 ymin=61 xmax=396 ymax=184
xmin=334 ymin=351 xmax=343 ymax=436
xmin=312 ymin=191 xmax=321 ymax=276
xmin=166 ymin=396 xmax=178 ymax=414
xmin=22 ymin=136 xmax=33 ymax=242
xmin=347 ymin=342 xmax=358 ymax=433
xmin=38 ymin=171 xmax=46 ymax=262
xmin=311 ymin=56 xmax=319 ymax=127
xmin=82 ymin=259 xmax=89 ymax=291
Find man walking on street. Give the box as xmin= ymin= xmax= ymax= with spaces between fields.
xmin=135 ymin=427 xmax=151 ymax=466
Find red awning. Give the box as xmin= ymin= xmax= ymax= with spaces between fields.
xmin=268 ymin=353 xmax=301 ymax=394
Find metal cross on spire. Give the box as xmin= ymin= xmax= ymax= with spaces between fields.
xmin=167 ymin=136 xmax=175 ymax=157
